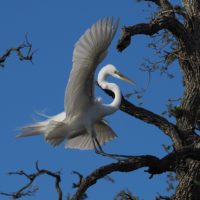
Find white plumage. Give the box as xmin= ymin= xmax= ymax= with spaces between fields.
xmin=18 ymin=17 xmax=134 ymax=153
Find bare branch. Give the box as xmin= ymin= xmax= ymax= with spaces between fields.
xmin=114 ymin=189 xmax=138 ymax=200
xmin=117 ymin=17 xmax=188 ymax=52
xmin=98 ymin=84 xmax=183 ymax=149
xmin=144 ymin=0 xmax=174 ymax=12
xmin=72 ymin=171 xmax=84 ymax=188
xmin=156 ymin=194 xmax=171 ymax=200
xmin=0 ymin=34 xmax=37 ymax=67
xmin=120 ymin=98 xmax=184 ymax=148
xmin=0 ymin=162 xmax=62 ymax=200
xmin=145 ymin=0 xmax=186 ymax=18
xmin=117 ymin=0 xmax=188 ymax=52
xmin=71 ymin=145 xmax=200 ymax=200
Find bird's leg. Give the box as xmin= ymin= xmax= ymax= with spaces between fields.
xmin=88 ymin=126 xmax=131 ymax=160
xmin=91 ymin=136 xmax=107 ymax=156
xmin=92 ymin=137 xmax=101 ymax=154
xmin=92 ymin=136 xmax=132 ymax=161
xmin=92 ymin=137 xmax=121 ymax=161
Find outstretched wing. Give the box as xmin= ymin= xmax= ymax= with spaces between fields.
xmin=64 ymin=17 xmax=119 ymax=118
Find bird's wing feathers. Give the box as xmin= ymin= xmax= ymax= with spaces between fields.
xmin=65 ymin=120 xmax=117 ymax=150
xmin=64 ymin=17 xmax=119 ymax=117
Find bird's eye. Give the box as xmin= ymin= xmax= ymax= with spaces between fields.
xmin=114 ymin=70 xmax=119 ymax=74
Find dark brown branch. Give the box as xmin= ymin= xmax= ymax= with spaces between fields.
xmin=144 ymin=0 xmax=174 ymax=12
xmin=0 ymin=162 xmax=62 ymax=200
xmin=120 ymin=98 xmax=184 ymax=148
xmin=114 ymin=189 xmax=138 ymax=200
xmin=100 ymin=85 xmax=183 ymax=149
xmin=117 ymin=0 xmax=188 ymax=52
xmin=145 ymin=0 xmax=186 ymax=18
xmin=156 ymin=194 xmax=171 ymax=200
xmin=0 ymin=34 xmax=37 ymax=67
xmin=72 ymin=171 xmax=84 ymax=188
xmin=71 ymin=145 xmax=200 ymax=200
xmin=117 ymin=16 xmax=188 ymax=52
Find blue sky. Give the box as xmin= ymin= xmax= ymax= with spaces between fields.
xmin=0 ymin=0 xmax=182 ymax=199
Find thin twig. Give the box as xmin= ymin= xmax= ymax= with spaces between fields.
xmin=0 ymin=33 xmax=37 ymax=67
xmin=0 ymin=162 xmax=62 ymax=200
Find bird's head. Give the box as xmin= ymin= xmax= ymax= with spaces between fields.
xmin=104 ymin=64 xmax=136 ymax=85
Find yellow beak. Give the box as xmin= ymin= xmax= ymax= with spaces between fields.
xmin=116 ymin=71 xmax=136 ymax=85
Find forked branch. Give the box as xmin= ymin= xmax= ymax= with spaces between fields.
xmin=117 ymin=1 xmax=188 ymax=52
xmin=0 ymin=162 xmax=62 ymax=200
xmin=100 ymin=85 xmax=183 ymax=149
xmin=0 ymin=34 xmax=37 ymax=67
xmin=71 ymin=145 xmax=200 ymax=200
xmin=144 ymin=0 xmax=174 ymax=11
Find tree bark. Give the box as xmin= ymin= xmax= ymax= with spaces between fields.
xmin=117 ymin=0 xmax=200 ymax=199
xmin=172 ymin=1 xmax=200 ymax=199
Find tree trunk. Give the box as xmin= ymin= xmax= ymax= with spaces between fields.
xmin=174 ymin=1 xmax=200 ymax=199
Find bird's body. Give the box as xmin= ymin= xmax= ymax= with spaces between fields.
xmin=18 ymin=17 xmax=134 ymax=154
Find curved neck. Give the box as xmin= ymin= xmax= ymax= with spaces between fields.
xmin=97 ymin=68 xmax=121 ymax=116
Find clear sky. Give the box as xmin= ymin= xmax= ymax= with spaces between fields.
xmin=0 ymin=0 xmax=182 ymax=199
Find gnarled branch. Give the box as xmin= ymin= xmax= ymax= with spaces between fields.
xmin=117 ymin=0 xmax=189 ymax=52
xmin=117 ymin=17 xmax=188 ymax=52
xmin=100 ymin=85 xmax=183 ymax=149
xmin=0 ymin=162 xmax=62 ymax=200
xmin=144 ymin=0 xmax=174 ymax=12
xmin=71 ymin=145 xmax=200 ymax=200
xmin=120 ymin=98 xmax=183 ymax=148
xmin=0 ymin=34 xmax=37 ymax=67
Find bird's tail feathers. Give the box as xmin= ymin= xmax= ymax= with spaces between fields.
xmin=44 ymin=120 xmax=68 ymax=147
xmin=17 ymin=122 xmax=48 ymax=138
xmin=17 ymin=112 xmax=67 ymax=147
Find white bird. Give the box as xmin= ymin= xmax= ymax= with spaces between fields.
xmin=18 ymin=17 xmax=135 ymax=158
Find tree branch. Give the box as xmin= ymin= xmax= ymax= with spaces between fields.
xmin=117 ymin=0 xmax=189 ymax=52
xmin=0 ymin=34 xmax=37 ymax=67
xmin=120 ymin=98 xmax=183 ymax=148
xmin=100 ymin=86 xmax=183 ymax=149
xmin=72 ymin=171 xmax=84 ymax=188
xmin=0 ymin=162 xmax=62 ymax=200
xmin=114 ymin=189 xmax=138 ymax=200
xmin=117 ymin=16 xmax=188 ymax=52
xmin=71 ymin=145 xmax=200 ymax=200
xmin=144 ymin=0 xmax=174 ymax=11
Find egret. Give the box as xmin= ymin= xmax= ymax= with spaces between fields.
xmin=18 ymin=17 xmax=135 ymax=159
